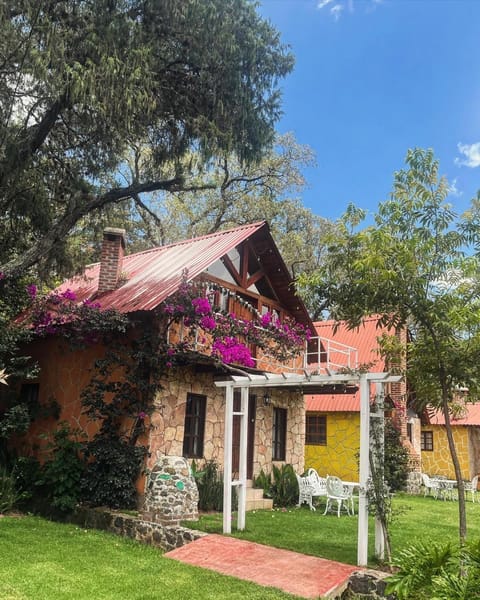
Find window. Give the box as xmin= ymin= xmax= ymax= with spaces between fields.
xmin=421 ymin=431 xmax=433 ymax=451
xmin=20 ymin=382 xmax=39 ymax=405
xmin=183 ymin=394 xmax=206 ymax=458
xmin=272 ymin=407 xmax=287 ymax=461
xmin=407 ymin=422 xmax=413 ymax=443
xmin=305 ymin=414 xmax=327 ymax=445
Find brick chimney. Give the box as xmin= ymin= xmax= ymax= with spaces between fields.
xmin=98 ymin=228 xmax=126 ymax=293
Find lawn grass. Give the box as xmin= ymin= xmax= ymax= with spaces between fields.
xmin=187 ymin=493 xmax=480 ymax=566
xmin=2 ymin=495 xmax=478 ymax=599
xmin=0 ymin=515 xmax=302 ymax=600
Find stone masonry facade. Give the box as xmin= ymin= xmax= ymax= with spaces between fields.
xmin=147 ymin=365 xmax=305 ymax=481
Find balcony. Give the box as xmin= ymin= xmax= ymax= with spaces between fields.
xmin=167 ymin=317 xmax=358 ymax=376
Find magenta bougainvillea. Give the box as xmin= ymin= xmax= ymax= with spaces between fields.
xmin=160 ymin=281 xmax=310 ymax=368
xmin=212 ymin=337 xmax=255 ymax=368
xmin=25 ymin=288 xmax=127 ymax=342
xmin=25 ymin=278 xmax=310 ymax=369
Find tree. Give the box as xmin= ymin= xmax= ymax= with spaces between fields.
xmin=301 ymin=148 xmax=480 ymax=544
xmin=60 ymin=133 xmax=335 ymax=312
xmin=102 ymin=133 xmax=334 ymax=284
xmin=0 ymin=0 xmax=293 ymax=281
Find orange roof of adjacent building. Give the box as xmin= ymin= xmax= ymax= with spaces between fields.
xmin=306 ymin=316 xmax=394 ymax=412
xmin=425 ymin=403 xmax=480 ymax=427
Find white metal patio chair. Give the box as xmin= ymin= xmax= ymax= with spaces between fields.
xmin=464 ymin=475 xmax=478 ymax=503
xmin=342 ymin=483 xmax=357 ymax=515
xmin=323 ymin=476 xmax=352 ymax=517
xmin=306 ymin=468 xmax=327 ymax=499
xmin=421 ymin=473 xmax=441 ymax=499
xmin=296 ymin=473 xmax=315 ymax=511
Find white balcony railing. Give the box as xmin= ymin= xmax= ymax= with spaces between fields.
xmin=304 ymin=336 xmax=358 ymax=374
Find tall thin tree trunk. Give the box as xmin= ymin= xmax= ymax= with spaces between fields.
xmin=441 ymin=389 xmax=467 ymax=545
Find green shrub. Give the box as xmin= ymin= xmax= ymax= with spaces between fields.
xmin=386 ymin=540 xmax=454 ymax=599
xmin=81 ymin=435 xmax=146 ymax=509
xmin=384 ymin=418 xmax=410 ymax=492
xmin=38 ymin=422 xmax=85 ymax=512
xmin=191 ymin=460 xmax=237 ymax=512
xmin=254 ymin=464 xmax=297 ymax=507
xmin=11 ymin=456 xmax=42 ymax=499
xmin=253 ymin=468 xmax=272 ymax=498
xmin=0 ymin=467 xmax=27 ymax=513
xmin=386 ymin=538 xmax=480 ymax=600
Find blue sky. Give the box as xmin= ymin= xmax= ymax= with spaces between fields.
xmin=258 ymin=0 xmax=480 ymax=222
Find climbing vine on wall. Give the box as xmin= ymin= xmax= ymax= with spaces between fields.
xmin=11 ymin=277 xmax=311 ymax=509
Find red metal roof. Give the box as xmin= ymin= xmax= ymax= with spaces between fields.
xmin=56 ymin=222 xmax=312 ymax=327
xmin=426 ymin=403 xmax=480 ymax=427
xmin=306 ymin=317 xmax=394 ymax=412
xmin=306 ymin=393 xmax=360 ymax=412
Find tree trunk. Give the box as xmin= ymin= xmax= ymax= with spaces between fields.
xmin=441 ymin=389 xmax=467 ymax=545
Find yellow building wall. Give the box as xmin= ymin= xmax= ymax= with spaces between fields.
xmin=421 ymin=425 xmax=471 ymax=480
xmin=305 ymin=412 xmax=360 ymax=481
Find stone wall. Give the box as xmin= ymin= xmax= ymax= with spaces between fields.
xmin=69 ymin=506 xmax=207 ymax=552
xmin=421 ymin=425 xmax=471 ymax=479
xmin=305 ymin=412 xmax=360 ymax=481
xmin=338 ymin=570 xmax=395 ymax=600
xmin=255 ymin=387 xmax=305 ymax=475
xmin=406 ymin=470 xmax=423 ymax=495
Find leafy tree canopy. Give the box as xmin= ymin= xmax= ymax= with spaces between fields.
xmin=0 ymin=0 xmax=294 ymax=281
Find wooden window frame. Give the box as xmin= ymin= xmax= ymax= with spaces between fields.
xmin=421 ymin=431 xmax=433 ymax=451
xmin=305 ymin=413 xmax=327 ymax=445
xmin=183 ymin=393 xmax=207 ymax=458
xmin=272 ymin=407 xmax=287 ymax=461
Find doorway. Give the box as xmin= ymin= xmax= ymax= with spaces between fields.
xmin=232 ymin=392 xmax=256 ymax=480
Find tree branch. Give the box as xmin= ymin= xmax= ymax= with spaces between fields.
xmin=0 ymin=94 xmax=68 ymax=188
xmin=0 ymin=178 xmax=216 ymax=279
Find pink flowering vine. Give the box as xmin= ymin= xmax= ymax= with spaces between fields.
xmin=212 ymin=337 xmax=255 ymax=368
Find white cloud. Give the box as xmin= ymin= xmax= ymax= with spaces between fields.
xmin=448 ymin=178 xmax=463 ymax=197
xmin=318 ymin=0 xmax=382 ymax=20
xmin=331 ymin=4 xmax=344 ymax=20
xmin=455 ymin=142 xmax=480 ymax=168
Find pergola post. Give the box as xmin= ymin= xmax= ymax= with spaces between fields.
xmin=223 ymin=385 xmax=234 ymax=534
xmin=357 ymin=373 xmax=370 ymax=567
xmin=237 ymin=385 xmax=249 ymax=530
xmin=374 ymin=381 xmax=385 ymax=560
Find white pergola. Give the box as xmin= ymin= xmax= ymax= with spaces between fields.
xmin=215 ymin=370 xmax=402 ymax=566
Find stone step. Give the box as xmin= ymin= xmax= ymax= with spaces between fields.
xmin=244 ymin=483 xmax=273 ymax=511
xmin=245 ymin=497 xmax=274 ymax=511
xmin=246 ymin=487 xmax=265 ymax=501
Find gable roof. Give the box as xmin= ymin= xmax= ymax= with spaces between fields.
xmin=56 ymin=221 xmax=312 ymax=327
xmin=306 ymin=316 xmax=392 ymax=412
